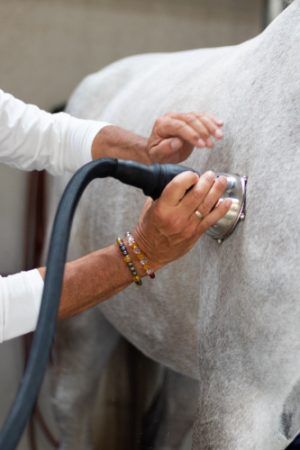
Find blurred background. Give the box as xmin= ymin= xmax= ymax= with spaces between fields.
xmin=0 ymin=0 xmax=284 ymax=448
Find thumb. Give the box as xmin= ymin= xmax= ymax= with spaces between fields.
xmin=150 ymin=137 xmax=183 ymax=163
xmin=169 ymin=137 xmax=182 ymax=152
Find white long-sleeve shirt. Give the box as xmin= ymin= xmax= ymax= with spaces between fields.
xmin=0 ymin=89 xmax=109 ymax=342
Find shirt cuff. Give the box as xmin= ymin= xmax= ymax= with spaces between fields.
xmin=1 ymin=269 xmax=44 ymax=342
xmin=64 ymin=117 xmax=111 ymax=173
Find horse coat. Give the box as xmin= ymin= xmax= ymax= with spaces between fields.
xmin=49 ymin=2 xmax=300 ymax=448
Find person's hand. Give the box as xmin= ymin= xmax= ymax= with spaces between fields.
xmin=91 ymin=112 xmax=223 ymax=165
xmin=133 ymin=171 xmax=231 ymax=270
xmin=146 ymin=112 xmax=224 ymax=164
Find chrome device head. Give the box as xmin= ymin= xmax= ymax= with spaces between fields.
xmin=206 ymin=173 xmax=247 ymax=243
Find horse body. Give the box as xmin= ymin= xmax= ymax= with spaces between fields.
xmin=52 ymin=2 xmax=300 ymax=448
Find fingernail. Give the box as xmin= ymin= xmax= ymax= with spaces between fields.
xmin=215 ymin=118 xmax=224 ymax=125
xmin=215 ymin=129 xmax=224 ymax=139
xmin=197 ymin=139 xmax=206 ymax=147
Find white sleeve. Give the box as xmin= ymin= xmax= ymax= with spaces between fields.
xmin=0 ymin=89 xmax=110 ymax=176
xmin=0 ymin=270 xmax=43 ymax=342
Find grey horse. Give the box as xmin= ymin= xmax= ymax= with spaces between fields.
xmin=48 ymin=1 xmax=300 ymax=448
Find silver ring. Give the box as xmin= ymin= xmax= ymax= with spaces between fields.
xmin=195 ymin=210 xmax=204 ymax=220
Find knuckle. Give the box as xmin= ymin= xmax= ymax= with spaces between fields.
xmin=186 ymin=112 xmax=198 ymax=122
xmin=195 ymin=112 xmax=206 ymax=120
xmin=203 ymin=170 xmax=216 ymax=180
xmin=173 ymin=215 xmax=186 ymax=231
xmin=191 ymin=186 xmax=204 ymax=203
xmin=166 ymin=118 xmax=183 ymax=132
xmin=171 ymin=176 xmax=184 ymax=190
xmin=183 ymin=171 xmax=199 ymax=186
xmin=195 ymin=112 xmax=204 ymax=119
xmin=200 ymin=179 xmax=214 ymax=193
xmin=156 ymin=116 xmax=168 ymax=127
xmin=199 ymin=200 xmax=212 ymax=216
xmin=157 ymin=210 xmax=178 ymax=231
xmin=187 ymin=112 xmax=198 ymax=121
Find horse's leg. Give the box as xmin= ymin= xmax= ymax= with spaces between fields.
xmin=153 ymin=370 xmax=198 ymax=450
xmin=51 ymin=308 xmax=120 ymax=450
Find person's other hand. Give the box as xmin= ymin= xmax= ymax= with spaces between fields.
xmin=133 ymin=171 xmax=231 ymax=270
xmin=146 ymin=112 xmax=224 ymax=164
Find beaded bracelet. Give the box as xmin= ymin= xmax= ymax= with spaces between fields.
xmin=116 ymin=237 xmax=142 ymax=286
xmin=126 ymin=231 xmax=155 ymax=279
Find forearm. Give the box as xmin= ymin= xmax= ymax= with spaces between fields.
xmin=38 ymin=242 xmax=156 ymax=320
xmin=92 ymin=125 xmax=151 ymax=164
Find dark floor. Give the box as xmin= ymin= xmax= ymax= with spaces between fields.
xmin=287 ymin=435 xmax=300 ymax=449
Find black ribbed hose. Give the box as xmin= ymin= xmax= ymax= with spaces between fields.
xmin=0 ymin=158 xmax=193 ymax=450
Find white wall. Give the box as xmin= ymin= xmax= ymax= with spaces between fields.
xmin=0 ymin=1 xmax=263 ymax=449
xmin=0 ymin=0 xmax=263 ymax=111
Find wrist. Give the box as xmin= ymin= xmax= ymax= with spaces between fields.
xmin=91 ymin=125 xmax=150 ymax=164
xmin=125 ymin=231 xmax=156 ymax=279
xmin=131 ymin=229 xmax=163 ymax=273
xmin=116 ymin=231 xmax=160 ymax=284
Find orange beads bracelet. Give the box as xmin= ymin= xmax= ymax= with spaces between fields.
xmin=126 ymin=231 xmax=155 ymax=279
xmin=116 ymin=237 xmax=142 ymax=286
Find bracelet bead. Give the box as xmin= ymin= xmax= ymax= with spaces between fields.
xmin=116 ymin=237 xmax=142 ymax=286
xmin=126 ymin=232 xmax=155 ymax=279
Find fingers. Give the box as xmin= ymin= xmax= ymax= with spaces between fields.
xmin=175 ymin=171 xmax=226 ymax=217
xmin=198 ymin=198 xmax=232 ymax=232
xmin=147 ymin=111 xmax=225 ymax=165
xmin=199 ymin=115 xmax=224 ymax=143
xmin=153 ymin=111 xmax=223 ymax=150
xmin=170 ymin=171 xmax=231 ymax=232
xmin=166 ymin=112 xmax=224 ymax=148
xmin=154 ymin=116 xmax=204 ymax=148
xmin=160 ymin=170 xmax=228 ymax=215
xmin=179 ymin=171 xmax=216 ymax=214
xmin=192 ymin=175 xmax=228 ymax=218
xmin=160 ymin=171 xmax=200 ymax=206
